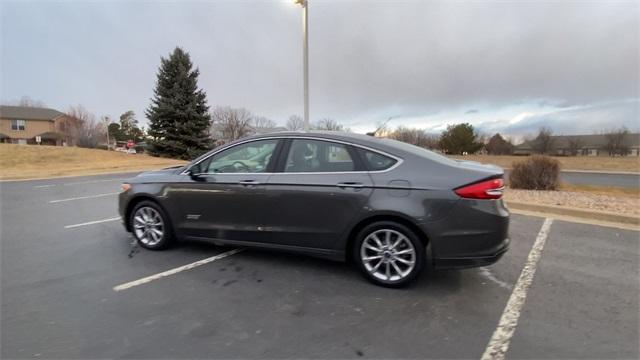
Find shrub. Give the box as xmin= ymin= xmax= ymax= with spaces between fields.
xmin=509 ymin=155 xmax=560 ymax=190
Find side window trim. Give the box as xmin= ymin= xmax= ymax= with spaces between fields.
xmin=266 ymin=139 xmax=286 ymax=173
xmin=272 ymin=138 xmax=292 ymax=173
xmin=183 ymin=136 xmax=403 ymax=175
xmin=346 ymin=145 xmax=367 ymax=172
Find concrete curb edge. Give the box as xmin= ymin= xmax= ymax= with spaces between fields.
xmin=507 ymin=201 xmax=639 ymax=226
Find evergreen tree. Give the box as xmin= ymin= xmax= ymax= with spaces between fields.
xmin=439 ymin=123 xmax=484 ymax=155
xmin=486 ymin=133 xmax=514 ymax=155
xmin=119 ymin=110 xmax=144 ymax=143
xmin=146 ymin=47 xmax=212 ymax=159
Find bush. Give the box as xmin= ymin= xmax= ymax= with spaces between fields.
xmin=509 ymin=155 xmax=560 ymax=190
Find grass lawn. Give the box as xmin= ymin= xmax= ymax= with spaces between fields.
xmin=450 ymin=154 xmax=640 ymax=173
xmin=0 ymin=144 xmax=186 ymax=180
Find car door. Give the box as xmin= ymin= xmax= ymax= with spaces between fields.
xmin=175 ymin=138 xmax=282 ymax=242
xmin=261 ymin=138 xmax=374 ymax=250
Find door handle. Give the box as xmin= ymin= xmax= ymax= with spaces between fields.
xmin=336 ymin=182 xmax=364 ymax=188
xmin=239 ymin=180 xmax=261 ymax=186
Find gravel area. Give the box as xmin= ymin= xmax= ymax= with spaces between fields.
xmin=504 ymin=188 xmax=640 ymax=217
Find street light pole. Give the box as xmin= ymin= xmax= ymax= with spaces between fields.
xmin=296 ymin=0 xmax=310 ymax=130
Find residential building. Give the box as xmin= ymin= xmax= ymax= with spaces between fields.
xmin=0 ymin=105 xmax=76 ymax=146
xmin=514 ymin=133 xmax=640 ymax=156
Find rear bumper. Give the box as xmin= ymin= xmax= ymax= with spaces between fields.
xmin=433 ymin=237 xmax=509 ymax=269
xmin=425 ymin=198 xmax=510 ymax=269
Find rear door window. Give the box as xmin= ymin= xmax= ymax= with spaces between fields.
xmin=356 ymin=148 xmax=397 ymax=171
xmin=284 ymin=139 xmax=356 ymax=172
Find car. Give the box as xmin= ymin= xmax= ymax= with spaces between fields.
xmin=118 ymin=131 xmax=509 ymax=287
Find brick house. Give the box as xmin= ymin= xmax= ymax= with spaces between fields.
xmin=0 ymin=106 xmax=76 ymax=146
xmin=514 ymin=133 xmax=640 ymax=156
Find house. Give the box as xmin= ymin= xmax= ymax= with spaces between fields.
xmin=0 ymin=105 xmax=75 ymax=146
xmin=514 ymin=133 xmax=640 ymax=156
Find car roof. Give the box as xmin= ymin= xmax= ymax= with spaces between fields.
xmin=248 ymin=131 xmax=398 ymax=152
xmin=246 ymin=131 xmax=456 ymax=165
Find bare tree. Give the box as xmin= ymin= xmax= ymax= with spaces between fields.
xmin=66 ymin=105 xmax=104 ymax=148
xmin=211 ymin=106 xmax=253 ymax=142
xmin=314 ymin=118 xmax=345 ymax=131
xmin=531 ymin=127 xmax=555 ymax=154
xmin=286 ymin=115 xmax=304 ymax=131
xmin=2 ymin=95 xmax=47 ymax=107
xmin=567 ymin=137 xmax=584 ymax=156
xmin=389 ymin=126 xmax=440 ymax=149
xmin=252 ymin=116 xmax=277 ymax=129
xmin=604 ymin=127 xmax=630 ymax=156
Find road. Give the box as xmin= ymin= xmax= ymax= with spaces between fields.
xmin=1 ymin=173 xmax=638 ymax=359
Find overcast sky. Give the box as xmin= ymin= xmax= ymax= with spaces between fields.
xmin=1 ymin=0 xmax=638 ymax=138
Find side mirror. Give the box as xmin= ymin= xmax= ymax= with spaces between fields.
xmin=188 ymin=163 xmax=203 ymax=178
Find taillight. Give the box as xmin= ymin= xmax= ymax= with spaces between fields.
xmin=454 ymin=178 xmax=504 ymax=199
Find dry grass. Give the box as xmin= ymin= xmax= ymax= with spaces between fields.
xmin=450 ymin=155 xmax=640 ymax=173
xmin=0 ymin=144 xmax=187 ymax=180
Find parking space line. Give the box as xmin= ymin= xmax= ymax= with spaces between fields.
xmin=481 ymin=218 xmax=554 ymax=360
xmin=62 ymin=178 xmax=127 ymax=186
xmin=33 ymin=178 xmax=126 ymax=189
xmin=113 ymin=248 xmax=245 ymax=292
xmin=64 ymin=217 xmax=121 ymax=229
xmin=49 ymin=192 xmax=119 ymax=203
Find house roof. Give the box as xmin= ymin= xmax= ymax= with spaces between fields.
xmin=516 ymin=133 xmax=640 ymax=150
xmin=0 ymin=105 xmax=66 ymax=121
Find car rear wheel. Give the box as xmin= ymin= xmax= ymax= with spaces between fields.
xmin=353 ymin=221 xmax=425 ymax=287
xmin=130 ymin=201 xmax=173 ymax=250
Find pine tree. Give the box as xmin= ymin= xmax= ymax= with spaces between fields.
xmin=146 ymin=47 xmax=212 ymax=159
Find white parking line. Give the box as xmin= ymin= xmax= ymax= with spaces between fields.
xmin=113 ymin=248 xmax=245 ymax=292
xmin=64 ymin=217 xmax=121 ymax=229
xmin=49 ymin=192 xmax=119 ymax=203
xmin=481 ymin=218 xmax=554 ymax=360
xmin=33 ymin=178 xmax=126 ymax=189
xmin=62 ymin=178 xmax=127 ymax=186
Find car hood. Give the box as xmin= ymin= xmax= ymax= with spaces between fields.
xmin=127 ymin=166 xmax=184 ymax=183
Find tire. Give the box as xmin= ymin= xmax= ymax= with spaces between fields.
xmin=130 ymin=200 xmax=174 ymax=250
xmin=353 ymin=221 xmax=425 ymax=288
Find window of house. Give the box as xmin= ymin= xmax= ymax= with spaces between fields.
xmin=11 ymin=119 xmax=26 ymax=131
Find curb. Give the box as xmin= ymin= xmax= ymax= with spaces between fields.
xmin=506 ymin=201 xmax=639 ymax=226
xmin=502 ymin=168 xmax=640 ymax=176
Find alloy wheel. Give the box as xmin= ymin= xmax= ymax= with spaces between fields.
xmin=360 ymin=229 xmax=416 ymax=283
xmin=133 ymin=206 xmax=165 ymax=246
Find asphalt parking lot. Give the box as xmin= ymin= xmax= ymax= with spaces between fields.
xmin=1 ymin=172 xmax=638 ymax=359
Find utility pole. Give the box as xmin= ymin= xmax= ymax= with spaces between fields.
xmin=295 ymin=0 xmax=310 ymax=130
xmin=103 ymin=116 xmax=111 ymax=150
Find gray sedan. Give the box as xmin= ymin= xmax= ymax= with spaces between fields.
xmin=119 ymin=132 xmax=509 ymax=287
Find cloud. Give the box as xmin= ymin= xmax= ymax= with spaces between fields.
xmin=1 ymin=1 xmax=638 ymax=134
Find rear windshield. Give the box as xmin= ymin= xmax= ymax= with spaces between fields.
xmin=378 ymin=138 xmax=456 ymax=165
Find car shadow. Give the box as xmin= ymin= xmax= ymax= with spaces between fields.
xmin=175 ymin=239 xmax=468 ymax=295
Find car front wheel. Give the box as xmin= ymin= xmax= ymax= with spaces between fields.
xmin=130 ymin=201 xmax=173 ymax=250
xmin=354 ymin=221 xmax=425 ymax=287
